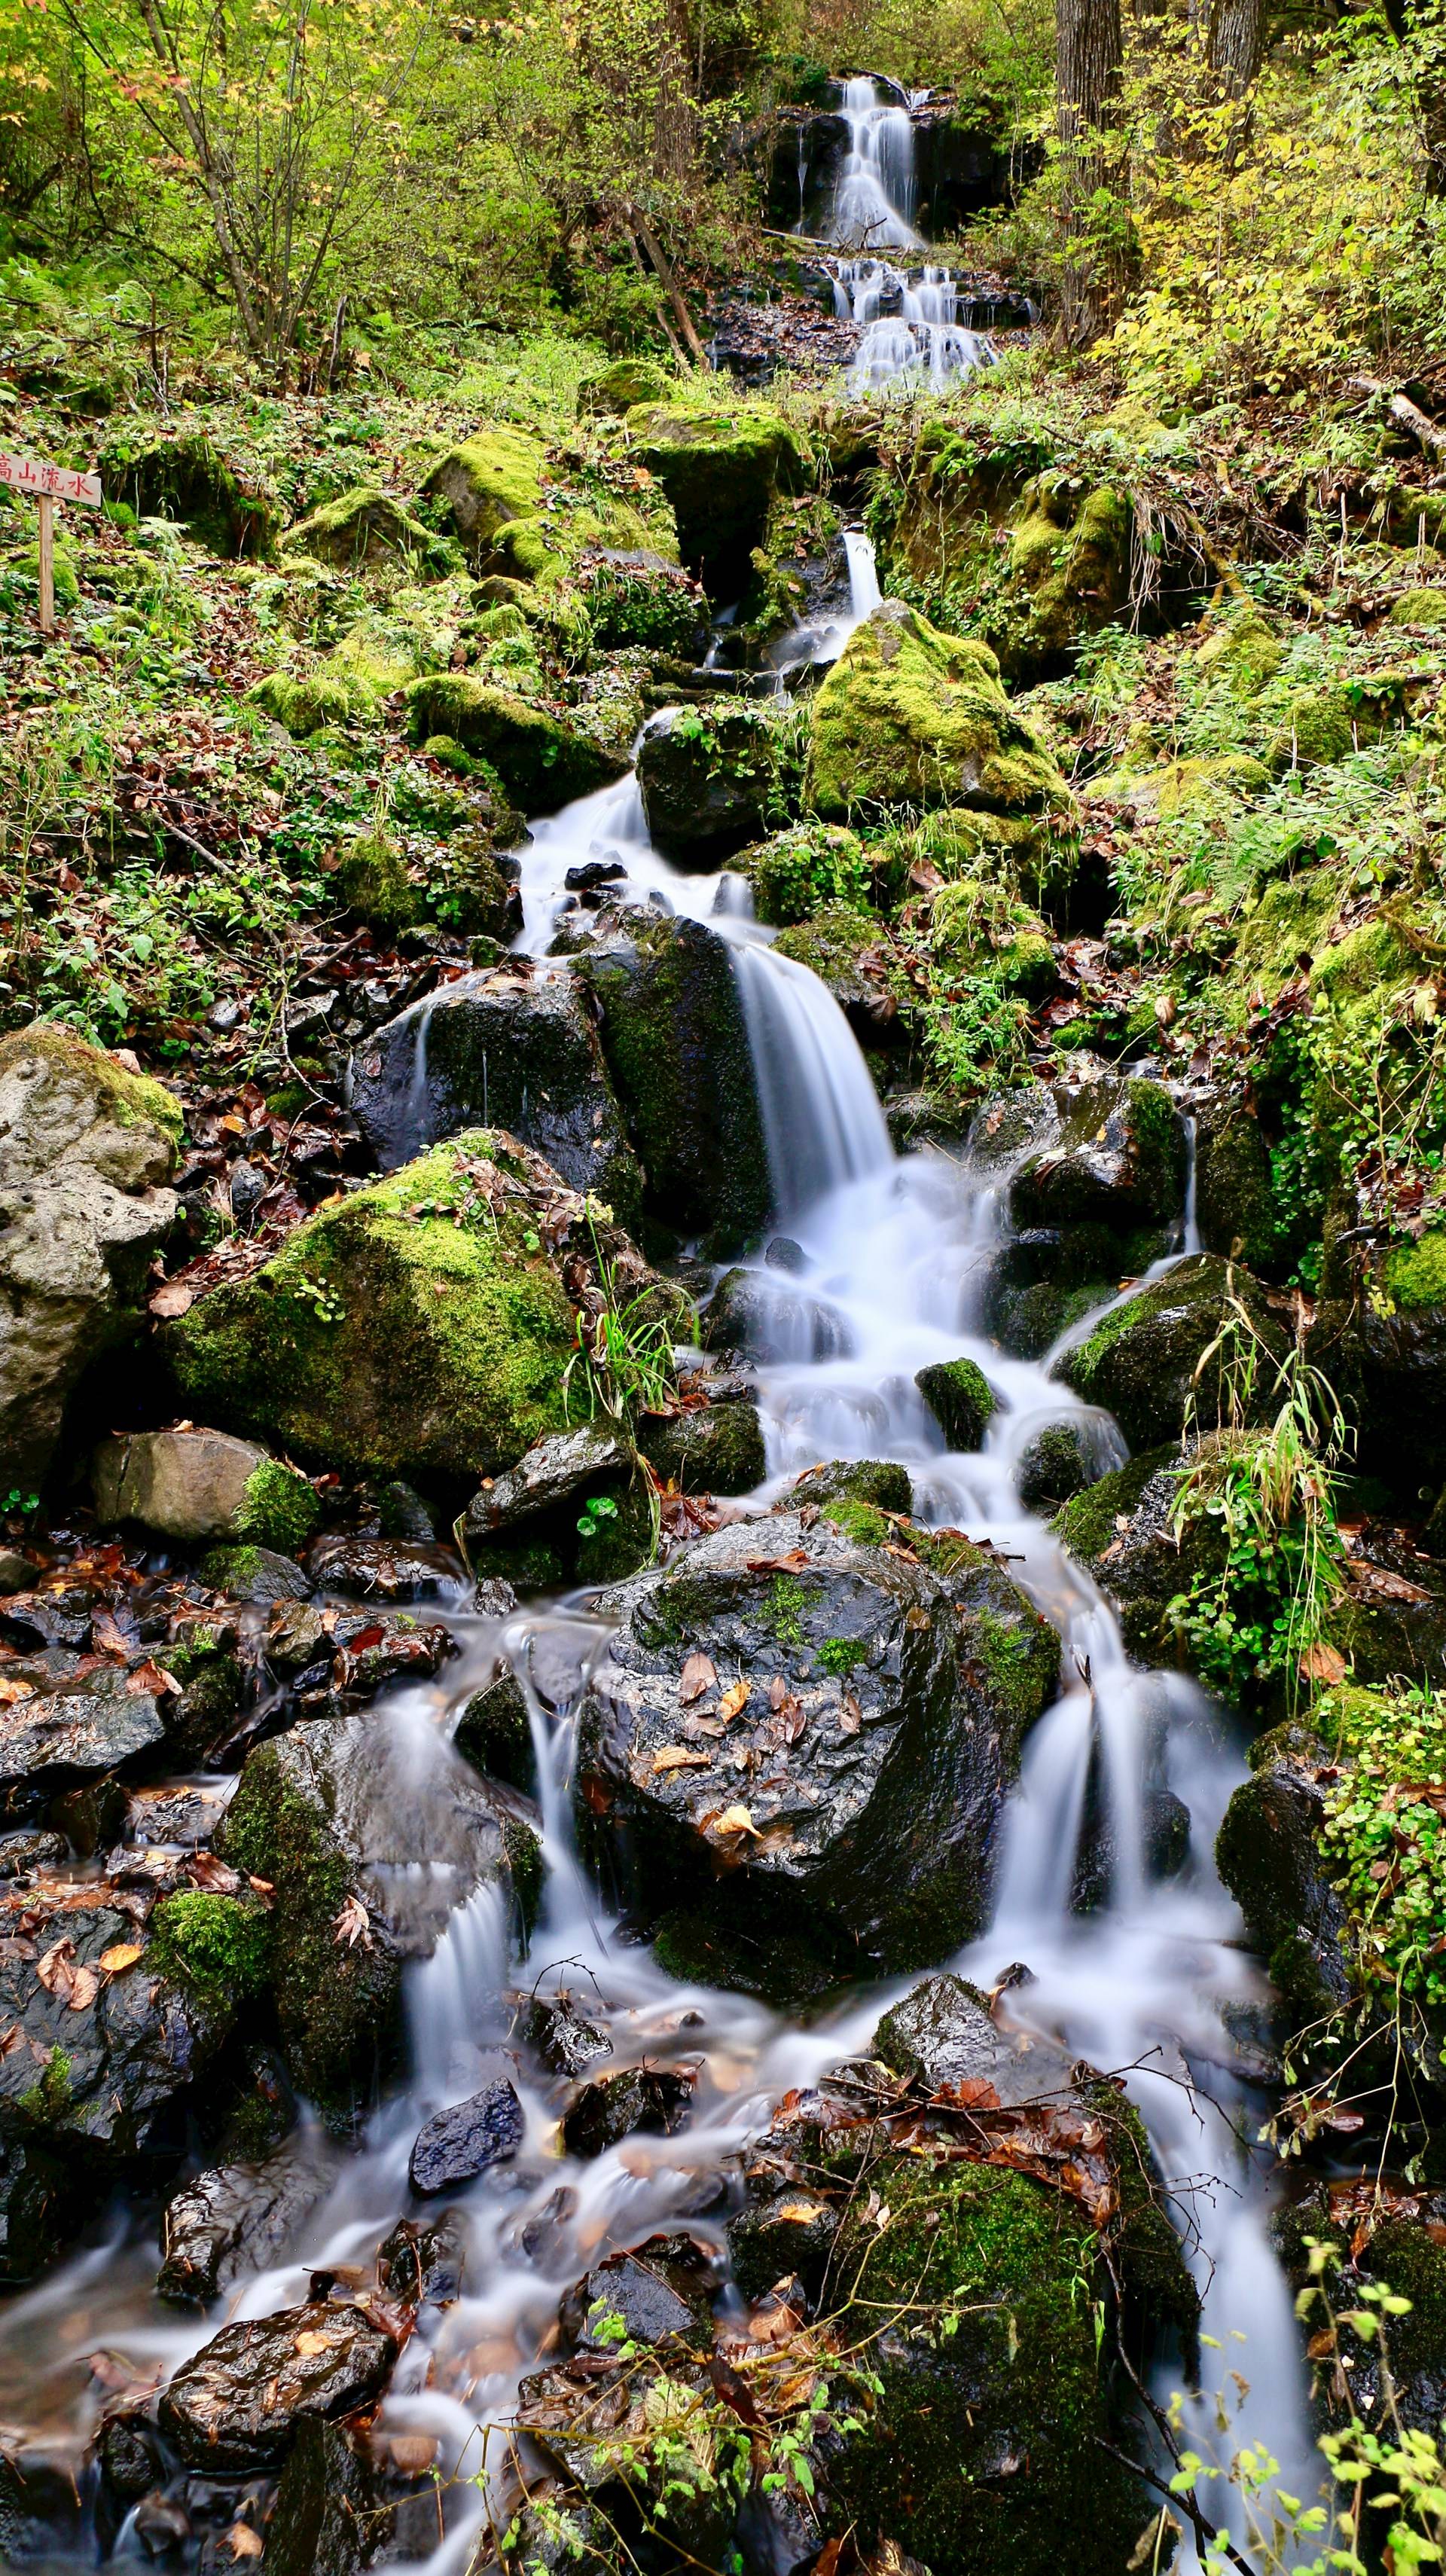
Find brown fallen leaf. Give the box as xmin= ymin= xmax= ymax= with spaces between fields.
xmin=0 ymin=1677 xmax=34 ymax=1706
xmin=383 ymin=2434 xmax=441 ymax=2473
xmin=653 ymin=1745 xmax=712 ymax=1773
xmin=679 ymin=1652 xmax=718 ymax=1705
xmin=332 ymin=1893 xmax=373 ymax=1949
xmin=226 ymin=2526 xmax=264 ymax=2561
xmin=294 ymin=2330 xmax=336 ymax=2358
xmin=188 ymin=1851 xmax=243 ymax=1894
xmin=91 ymin=1609 xmax=133 ymax=1662
xmin=1298 ymin=1641 xmax=1347 ymax=1684
xmin=711 ymin=1803 xmax=762 ymax=1839
xmin=149 ymin=1280 xmax=194 ymax=1320
xmin=36 ymin=1936 xmax=79 ymax=2001
xmin=99 ymin=1943 xmax=144 ymax=1976
xmin=746 ymin=1552 xmax=810 ymax=1575
xmin=127 ymin=1660 xmax=182 ymax=1697
xmin=67 ymin=1964 xmax=100 ymax=2012
xmin=840 ymin=1693 xmax=862 ymax=1737
xmin=718 ymin=1679 xmax=752 ymax=1723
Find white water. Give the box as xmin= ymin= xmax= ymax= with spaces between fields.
xmin=0 ymin=633 xmax=1312 ymax=2572
xmin=828 ymin=75 xmax=920 ymax=250
xmin=813 ymin=81 xmax=996 ymax=391
xmin=767 ymin=521 xmax=883 ymax=682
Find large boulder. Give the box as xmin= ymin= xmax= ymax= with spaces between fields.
xmin=219 ymin=1707 xmax=538 ymax=2121
xmin=807 ymin=602 xmax=1066 ymax=823
xmin=159 ymin=2302 xmax=398 ymax=2469
xmin=90 ymin=1427 xmax=315 ymax=1547
xmin=348 ymin=963 xmax=643 ymax=1230
xmin=624 ymin=401 xmax=803 ymax=592
xmin=0 ymin=1024 xmax=182 ymax=1483
xmin=572 ymin=1509 xmax=1059 ymax=1987
xmin=0 ymin=1665 xmax=166 ymax=1819
xmin=1311 ymin=1225 xmax=1446 ymax=1485
xmin=1216 ymin=1730 xmax=1356 ymax=2032
xmin=167 ymin=1133 xmax=589 ymax=1485
xmin=580 ymin=915 xmax=771 ymax=1250
xmin=421 ymin=430 xmax=545 ymax=560
xmin=998 ymin=1071 xmax=1185 ymax=1234
xmin=405 ymin=676 xmax=625 ymax=809
xmin=636 ymin=706 xmax=778 ymax=859
xmin=1054 ymin=1253 xmax=1286 ymax=1451
xmin=157 ymin=2141 xmax=329 ymax=2303
xmin=285 ymin=485 xmax=441 ymax=570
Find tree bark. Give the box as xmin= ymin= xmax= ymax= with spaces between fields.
xmin=1056 ymin=0 xmax=1123 ymax=147
xmin=1207 ymin=0 xmax=1262 ymax=95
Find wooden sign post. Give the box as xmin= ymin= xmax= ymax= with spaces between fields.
xmin=0 ymin=452 xmax=103 ymax=634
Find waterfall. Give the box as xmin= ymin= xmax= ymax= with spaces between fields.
xmin=728 ymin=939 xmax=893 ymax=1216
xmin=830 ymin=75 xmax=920 ymax=250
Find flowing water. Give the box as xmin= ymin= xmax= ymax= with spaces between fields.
xmin=0 ymin=571 xmax=1313 ymax=2569
xmin=809 ymin=78 xmax=996 ymax=390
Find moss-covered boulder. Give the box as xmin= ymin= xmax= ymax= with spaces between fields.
xmin=1191 ymin=1086 xmax=1279 ymax=1273
xmin=770 ymin=902 xmax=904 ymax=1041
xmin=807 ymin=601 xmax=1066 ymax=823
xmin=1194 ymin=607 xmax=1286 ymax=698
xmin=0 ymin=1022 xmax=182 ymax=1483
xmin=572 ymin=1506 xmax=1059 ymax=1990
xmin=1310 ymin=1226 xmax=1446 ymax=1485
xmin=636 ymin=704 xmax=778 ymax=858
xmin=635 ymin=1399 xmax=766 ymax=1495
xmin=1001 ymin=1072 xmax=1185 ymax=1235
xmin=405 ymin=674 xmax=624 ymax=810
xmin=579 ymin=359 xmax=675 ymax=417
xmin=996 ymin=472 xmax=1132 ymax=679
xmin=1389 ymin=586 xmax=1446 ymax=630
xmin=1215 ymin=1729 xmax=1355 ymax=2032
xmin=580 ymin=914 xmax=771 ymax=1249
xmin=731 ymin=821 xmax=877 ymax=926
xmin=625 ymin=401 xmax=803 ymax=591
xmin=577 ymin=548 xmax=705 ymax=655
xmin=915 ymin=1354 xmax=997 ymax=1450
xmin=1054 ymin=1253 xmax=1285 ymax=1451
xmin=349 ymin=965 xmax=643 ymax=1232
xmin=421 ymin=431 xmax=546 ymax=562
xmin=166 ymin=1133 xmax=583 ymax=1484
xmin=220 ymin=1710 xmax=538 ymax=2127
xmin=100 ymin=430 xmax=279 ymax=557
xmin=285 ymin=486 xmax=443 ymax=572
xmin=1054 ymin=1443 xmax=1225 ymax=1663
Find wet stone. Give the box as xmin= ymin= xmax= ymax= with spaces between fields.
xmin=158 ymin=2301 xmax=399 ymax=2469
xmin=463 ymin=1424 xmax=633 ymax=1540
xmin=703 ymin=1266 xmax=855 ymax=1363
xmin=378 ymin=2208 xmax=470 ymax=2305
xmin=560 ymin=2065 xmax=694 ymax=2159
xmin=1015 ymin=1419 xmax=1094 ymax=1509
xmin=727 ymin=2187 xmax=840 ymax=2304
xmin=0 ymin=1666 xmax=165 ymax=1813
xmin=872 ymin=1970 xmax=1078 ymax=2107
xmin=408 ymin=2077 xmax=524 ymax=2194
xmin=517 ymin=1992 xmax=612 ymax=2080
xmin=0 ymin=1826 xmax=67 ymax=1878
xmin=0 ymin=1552 xmax=33 ymax=1597
xmin=454 ymin=1665 xmax=533 ymax=1793
xmin=306 ymin=1536 xmax=465 ymax=1602
xmin=200 ymin=1545 xmax=310 ymax=1605
xmin=158 ymin=2144 xmax=331 ymax=2305
xmin=267 ymin=1600 xmax=330 ymax=1674
xmin=264 ymin=2419 xmax=373 ymax=2576
xmin=564 ymin=2244 xmax=713 ymax=2353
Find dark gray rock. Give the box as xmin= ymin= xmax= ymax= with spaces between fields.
xmin=1015 ymin=1419 xmax=1094 ymax=1509
xmin=200 ymin=1543 xmax=311 ymax=1604
xmin=703 ymin=1267 xmax=854 ymax=1363
xmin=454 ymin=1665 xmax=533 ymax=1793
xmin=463 ymin=1424 xmax=633 ymax=1540
xmin=969 ymin=1066 xmax=1185 ymax=1235
xmin=0 ymin=1827 xmax=67 ymax=1879
xmin=634 ymin=1399 xmax=766 ymax=1496
xmin=727 ymin=2184 xmax=840 ymax=2304
xmin=378 ymin=2208 xmax=470 ymax=2304
xmin=159 ymin=2300 xmax=398 ymax=2468
xmin=264 ymin=2418 xmax=373 ymax=2576
xmin=349 ymin=966 xmax=643 ymax=1232
xmin=636 ymin=705 xmax=778 ymax=859
xmin=0 ymin=1666 xmax=165 ymax=1811
xmin=872 ymin=1970 xmax=1078 ymax=2106
xmin=158 ymin=2144 xmax=331 ymax=2303
xmin=305 ymin=1535 xmax=465 ymax=1601
xmin=517 ymin=1992 xmax=612 ymax=2080
xmin=561 ymin=2065 xmax=694 ymax=2159
xmin=564 ymin=2242 xmax=712 ymax=2352
xmin=1054 ymin=1253 xmax=1286 ymax=1451
xmin=574 ymin=1511 xmax=1058 ymax=1982
xmin=409 ymin=2079 xmax=524 ymax=2194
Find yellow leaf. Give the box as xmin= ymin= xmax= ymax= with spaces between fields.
xmin=718 ymin=1679 xmax=752 ymax=1723
xmin=712 ymin=1803 xmax=761 ymax=1839
xmin=100 ymin=1943 xmax=144 ymax=1975
xmin=294 ymin=2330 xmax=334 ymax=2358
xmin=653 ymin=1745 xmax=712 ymax=1772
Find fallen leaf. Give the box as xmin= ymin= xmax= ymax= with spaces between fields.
xmin=679 ymin=1652 xmax=718 ymax=1705
xmin=127 ymin=1660 xmax=182 ymax=1696
xmin=67 ymin=1965 xmax=100 ymax=2012
xmin=712 ymin=1804 xmax=762 ymax=1839
xmin=226 ymin=2527 xmax=263 ymax=2561
xmin=1299 ymin=1641 xmax=1347 ymax=1684
xmin=652 ymin=1745 xmax=713 ymax=1772
xmin=840 ymin=1693 xmax=862 ymax=1737
xmin=718 ymin=1679 xmax=752 ymax=1723
xmin=188 ymin=1851 xmax=243 ymax=1894
xmin=0 ymin=1678 xmax=34 ymax=1705
xmin=36 ymin=1937 xmax=79 ymax=2001
xmin=294 ymin=2330 xmax=335 ymax=2358
xmin=332 ymin=1893 xmax=372 ymax=1949
xmin=149 ymin=1280 xmax=194 ymax=1320
xmin=746 ymin=1552 xmax=810 ymax=1575
xmin=383 ymin=2434 xmax=440 ymax=2472
xmin=91 ymin=1608 xmax=132 ymax=1662
xmin=99 ymin=1943 xmax=144 ymax=1976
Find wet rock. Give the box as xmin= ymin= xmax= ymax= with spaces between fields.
xmin=328 ymin=1609 xmax=452 ymax=1697
xmin=473 ymin=2491 xmax=622 ymax=2574
xmin=474 ymin=1574 xmax=519 ymax=1618
xmin=726 ymin=2184 xmax=839 ymax=2303
xmin=51 ymin=1773 xmax=127 ymax=1854
xmin=1272 ymin=2187 xmax=1446 ymax=2442
xmin=408 ymin=2078 xmax=524 ymax=2193
xmin=454 ymin=1665 xmax=533 ymax=1793
xmin=306 ymin=1534 xmax=463 ymax=1601
xmin=1310 ymin=1225 xmax=1446 ymax=1487
xmin=625 ymin=401 xmax=803 ymax=592
xmin=1015 ymin=1420 xmax=1094 ymax=1509
xmin=873 ymin=1970 xmax=1078 ymax=2104
xmin=264 ymin=2418 xmax=373 ymax=2576
xmin=563 ymin=2241 xmax=713 ymax=2352
xmin=168 ymin=1133 xmax=588 ymax=1485
xmin=0 ymin=2134 xmax=87 ymax=2284
xmin=0 ymin=1881 xmax=233 ymax=2155
xmin=581 ymin=915 xmax=770 ymax=1250
xmin=517 ymin=1992 xmax=612 ymax=2080
xmin=0 ymin=1826 xmax=68 ymax=1879
xmin=915 ymin=1354 xmax=997 ymax=1451
xmin=0 ymin=1551 xmax=32 ymax=1595
xmin=1216 ymin=1736 xmax=1355 ymax=2026
xmin=267 ymin=1600 xmax=330 ymax=1674
xmin=1190 ymin=1085 xmax=1278 ymax=1273
xmin=1051 ymin=1445 xmax=1218 ymax=1662
xmin=221 ymin=1711 xmax=536 ymax=2126
xmin=807 ymin=602 xmax=1066 ymax=824
xmin=157 ymin=2141 xmax=330 ymax=2303
xmin=0 ymin=1022 xmax=182 ymax=1484
xmin=349 ymin=966 xmax=643 ymax=1231
xmin=463 ymin=1424 xmax=634 ymax=1540
xmin=200 ymin=1543 xmax=310 ymax=1605
xmin=1074 ymin=1781 xmax=1191 ymax=1911
xmin=378 ymin=2208 xmax=470 ymax=2304
xmin=974 ymin=1070 xmax=1185 ymax=1235
xmin=0 ymin=2442 xmax=84 ymax=2559
xmin=405 ymin=675 xmax=624 ymax=807
xmin=703 ymin=1266 xmax=854 ymax=1363
xmin=789 ymin=1457 xmax=914 ymax=1519
xmin=636 ymin=705 xmax=778 ymax=859
xmin=377 ymin=1479 xmax=438 ymax=1543
xmin=1054 ymin=1253 xmax=1286 ymax=1451
xmin=0 ymin=1665 xmax=166 ymax=1814
xmin=159 ymin=2300 xmax=398 ymax=2469
xmin=95 ymin=2409 xmax=162 ymax=2506
xmin=573 ymin=1509 xmax=1059 ymax=1985
xmin=91 ymin=1428 xmax=270 ymax=1543
xmin=635 ymin=1398 xmax=766 ymax=1496
xmin=560 ymin=2065 xmax=694 ymax=2159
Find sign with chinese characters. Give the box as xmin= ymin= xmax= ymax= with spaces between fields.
xmin=0 ymin=452 xmax=102 ymax=507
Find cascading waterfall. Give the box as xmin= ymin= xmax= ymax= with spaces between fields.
xmin=817 ymin=80 xmax=996 ymax=391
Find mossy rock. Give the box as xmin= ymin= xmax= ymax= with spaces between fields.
xmin=635 ymin=1400 xmax=766 ymax=1495
xmin=789 ymin=1457 xmax=914 ymax=1520
xmin=625 ymin=400 xmax=804 ymax=592
xmin=915 ymin=1354 xmax=997 ymax=1450
xmin=100 ymin=431 xmax=279 ymax=558
xmin=335 ymin=830 xmax=418 ymax=935
xmin=285 ymin=485 xmax=443 ymax=571
xmin=0 ymin=1019 xmax=183 ymax=1154
xmin=636 ymin=703 xmax=779 ymax=858
xmin=11 ymin=542 xmax=81 ymax=609
xmin=1055 ymin=1253 xmax=1285 ymax=1450
xmin=236 ymin=1460 xmax=320 ymax=1553
xmin=731 ymin=822 xmax=876 ymax=926
xmin=1123 ymin=753 xmax=1271 ymax=820
xmin=1194 ymin=609 xmax=1285 ymax=698
xmin=826 ymin=2153 xmax=1150 ymax=2576
xmin=247 ymin=668 xmax=368 ymax=740
xmin=578 ymin=550 xmax=705 ymax=656
xmin=1193 ymin=1091 xmax=1279 ymax=1273
xmin=1214 ymin=1750 xmax=1354 ymax=2028
xmin=167 ymin=1134 xmax=581 ymax=1483
xmin=405 ymin=675 xmax=623 ymax=810
xmin=771 ymin=902 xmax=903 ymax=1036
xmin=1265 ymin=685 xmax=1379 ymax=774
xmin=578 ymin=359 xmax=675 ymax=417
xmin=807 ymin=601 xmax=1066 ymax=823
xmin=892 ymin=804 xmax=1067 ymax=917
xmin=926 ymin=871 xmax=1057 ymax=998
xmin=996 ymin=473 xmax=1133 ymax=679
xmin=148 ymin=1890 xmax=272 ymax=2007
xmin=421 ymin=431 xmax=547 ymax=563
xmin=1388 ymin=587 xmax=1446 ymax=630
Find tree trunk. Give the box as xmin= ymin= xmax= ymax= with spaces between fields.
xmin=1056 ymin=0 xmax=1122 ymax=148
xmin=1207 ymin=0 xmax=1262 ymax=96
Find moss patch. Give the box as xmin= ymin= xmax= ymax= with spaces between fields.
xmin=149 ymin=1891 xmax=271 ymax=2007
xmin=807 ymin=601 xmax=1066 ymax=823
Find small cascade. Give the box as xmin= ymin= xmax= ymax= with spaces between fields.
xmin=767 ymin=521 xmax=884 ymax=679
xmin=813 ymin=84 xmax=997 ymax=392
xmin=730 ymin=940 xmax=894 ymax=1215
xmin=829 ymin=75 xmax=920 ymax=250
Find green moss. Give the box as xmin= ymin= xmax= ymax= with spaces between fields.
xmin=807 ymin=602 xmax=1066 ymax=823
xmin=1388 ymin=588 xmax=1446 ymax=629
xmin=818 ymin=1635 xmax=865 ymax=1676
xmin=625 ymin=401 xmax=803 ymax=586
xmin=405 ymin=674 xmax=621 ymax=807
xmin=1053 ymin=1448 xmax=1167 ymax=1563
xmin=791 ymin=1459 xmax=914 ymax=1518
xmin=335 ymin=829 xmax=417 ymax=935
xmin=169 ymin=1134 xmax=579 ymax=1482
xmin=766 ymin=1575 xmax=808 ymax=1644
xmin=581 ymin=556 xmax=703 ymax=655
xmin=246 ymin=667 xmax=365 ymax=739
xmin=286 ymin=484 xmax=441 ymax=570
xmin=1265 ymin=687 xmax=1363 ymax=773
xmin=579 ymin=358 xmax=675 ymax=416
xmin=17 ymin=2049 xmax=72 ymax=2127
xmin=236 ymin=1460 xmax=320 ymax=1553
xmin=819 ymin=1496 xmax=892 ymax=1548
xmin=1195 ymin=610 xmax=1285 ymax=698
xmin=150 ymin=1892 xmax=271 ymax=2005
xmin=914 ymin=1354 xmax=996 ymax=1450
xmin=999 ymin=475 xmax=1131 ymax=674
xmin=734 ymin=822 xmax=874 ymax=926
xmin=423 ymin=431 xmax=546 ymax=555
xmin=1385 ymin=1228 xmax=1446 ymax=1310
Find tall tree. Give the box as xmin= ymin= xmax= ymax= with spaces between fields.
xmin=1207 ymin=0 xmax=1263 ymax=100
xmin=1054 ymin=0 xmax=1122 ymax=338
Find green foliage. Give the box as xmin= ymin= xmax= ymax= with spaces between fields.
xmin=149 ymin=1891 xmax=272 ymax=2004
xmin=564 ymin=1221 xmax=679 ymax=1424
xmin=1166 ymin=1288 xmax=1350 ymax=1706
xmin=1319 ymin=1683 xmax=1446 ymax=2010
xmin=817 ymin=1634 xmax=864 ymax=1675
xmin=236 ymin=1459 xmax=321 ymax=1554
